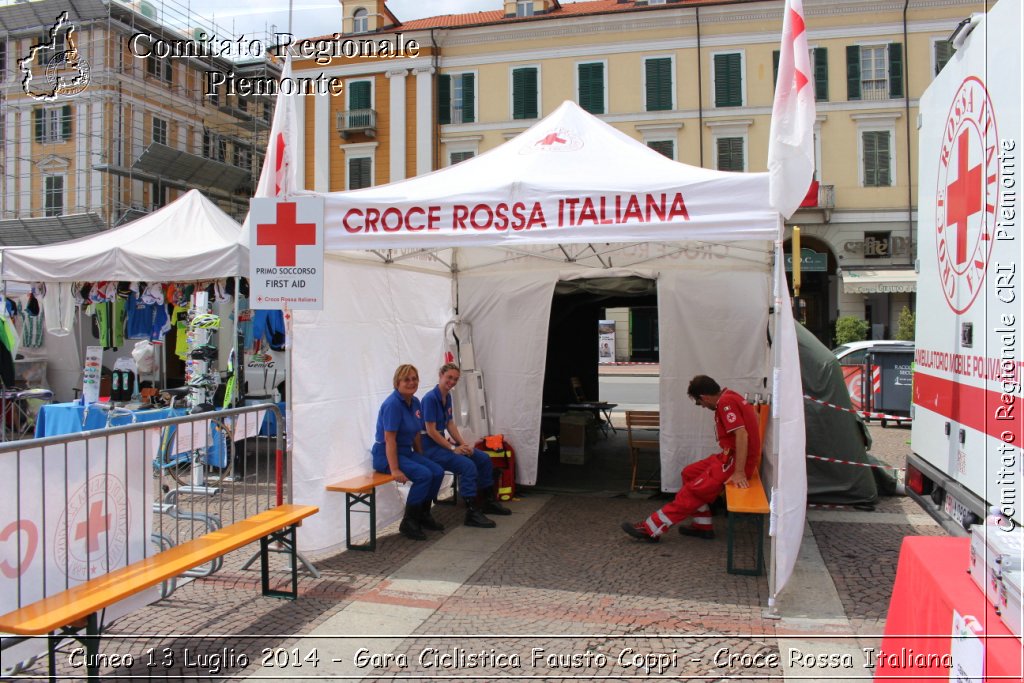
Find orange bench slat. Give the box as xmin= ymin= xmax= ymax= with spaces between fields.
xmin=0 ymin=504 xmax=318 ymax=635
xmin=725 ymin=476 xmax=769 ymax=515
xmin=326 ymin=472 xmax=395 ymax=494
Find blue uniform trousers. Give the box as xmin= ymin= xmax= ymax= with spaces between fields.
xmin=422 ymin=444 xmax=494 ymax=499
xmin=371 ymin=444 xmax=444 ymax=505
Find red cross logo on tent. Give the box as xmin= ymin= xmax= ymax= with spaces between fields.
xmin=538 ymin=132 xmax=567 ymax=146
xmin=74 ymin=500 xmax=111 ymax=553
xmin=257 ymin=202 xmax=316 ymax=267
xmin=945 ymin=129 xmax=982 ymax=266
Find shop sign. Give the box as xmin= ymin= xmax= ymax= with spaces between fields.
xmin=785 ymin=248 xmax=827 ymax=272
xmin=843 ymin=236 xmax=915 ymax=258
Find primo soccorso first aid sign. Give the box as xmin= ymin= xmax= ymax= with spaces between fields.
xmin=249 ymin=197 xmax=325 ymax=310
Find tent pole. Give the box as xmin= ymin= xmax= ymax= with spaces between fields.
xmin=232 ymin=276 xmax=240 ymax=408
xmin=766 ymin=225 xmax=785 ymax=619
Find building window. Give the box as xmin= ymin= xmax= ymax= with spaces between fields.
xmin=234 ymin=145 xmax=252 ymax=171
xmin=152 ymin=117 xmax=167 ymax=146
xmin=512 ymin=66 xmax=539 ymax=120
xmin=846 ymin=43 xmax=903 ymax=100
xmin=450 ymin=151 xmax=474 ymax=165
xmin=646 ymin=139 xmax=675 ymax=159
xmin=348 ymin=80 xmax=373 ymax=127
xmin=577 ymin=61 xmax=605 ymax=115
xmin=206 ymin=73 xmax=220 ymax=106
xmin=348 ymin=156 xmax=373 ymax=189
xmin=933 ymin=38 xmax=955 ymax=76
xmin=644 ymin=57 xmax=673 ymax=112
xmin=774 ymin=47 xmax=828 ymax=102
xmin=715 ymin=136 xmax=745 ymax=172
xmin=713 ymin=52 xmax=743 ymax=107
xmin=203 ymin=130 xmax=226 ymax=162
xmin=36 ymin=31 xmax=65 ymax=65
xmin=236 ymin=96 xmax=248 ymax=113
xmin=438 ymin=73 xmax=476 ymax=124
xmin=146 ymin=54 xmax=172 ymax=83
xmin=516 ymin=1 xmax=534 ymax=17
xmin=861 ymin=130 xmax=893 ymax=186
xmin=33 ymin=105 xmax=72 ymax=143
xmin=43 ymin=175 xmax=64 ymax=216
xmin=353 ymin=8 xmax=369 ymax=33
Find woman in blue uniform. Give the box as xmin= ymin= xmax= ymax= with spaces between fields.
xmin=421 ymin=363 xmax=511 ymax=527
xmin=371 ymin=364 xmax=445 ymax=540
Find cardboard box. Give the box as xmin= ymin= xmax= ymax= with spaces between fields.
xmin=559 ymin=413 xmax=591 ymax=464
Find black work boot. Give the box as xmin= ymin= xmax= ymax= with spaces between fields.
xmin=419 ymin=500 xmax=445 ymax=531
xmin=464 ymin=500 xmax=496 ymax=528
xmin=399 ymin=503 xmax=427 ymax=540
xmin=480 ymin=487 xmax=512 ymax=516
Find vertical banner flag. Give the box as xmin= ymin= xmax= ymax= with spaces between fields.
xmin=768 ymin=0 xmax=816 ymax=219
xmin=255 ymin=54 xmax=298 ymax=200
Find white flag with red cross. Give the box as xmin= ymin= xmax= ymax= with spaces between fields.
xmin=255 ymin=54 xmax=298 ymax=199
xmin=768 ymin=0 xmax=816 ymax=219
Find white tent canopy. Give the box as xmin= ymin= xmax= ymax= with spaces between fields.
xmin=274 ymin=101 xmax=806 ymax=601
xmin=1 ymin=189 xmax=247 ymax=283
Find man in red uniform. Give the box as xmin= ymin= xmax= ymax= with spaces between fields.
xmin=621 ymin=375 xmax=761 ymax=542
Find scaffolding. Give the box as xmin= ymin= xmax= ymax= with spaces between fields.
xmin=0 ymin=0 xmax=281 ymax=245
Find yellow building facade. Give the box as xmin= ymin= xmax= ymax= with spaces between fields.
xmin=290 ymin=0 xmax=984 ymax=343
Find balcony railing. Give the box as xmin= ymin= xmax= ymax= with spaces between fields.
xmin=337 ymin=109 xmax=377 ymax=139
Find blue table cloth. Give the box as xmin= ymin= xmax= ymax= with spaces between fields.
xmin=34 ymin=402 xmax=184 ymax=439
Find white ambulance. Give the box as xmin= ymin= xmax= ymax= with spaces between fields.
xmin=908 ymin=0 xmax=1023 ymax=534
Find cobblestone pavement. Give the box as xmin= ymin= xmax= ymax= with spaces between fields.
xmin=9 ymin=421 xmax=943 ymax=681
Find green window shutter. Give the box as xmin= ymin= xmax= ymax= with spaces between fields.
xmin=716 ymin=137 xmax=744 ymax=171
xmin=846 ymin=45 xmax=861 ymax=100
xmin=863 ymin=131 xmax=891 ymax=186
xmin=935 ymin=40 xmax=954 ymax=75
xmin=438 ymin=74 xmax=451 ymax=125
xmin=814 ymin=47 xmax=828 ymax=101
xmin=461 ymin=73 xmax=475 ymax=123
xmin=877 ymin=133 xmax=891 ymax=185
xmin=772 ymin=50 xmax=780 ymax=88
xmin=647 ymin=139 xmax=674 ymax=159
xmin=578 ymin=62 xmax=604 ymax=115
xmin=61 ymin=104 xmax=72 ymax=139
xmin=863 ymin=131 xmax=877 ymax=186
xmin=714 ymin=53 xmax=742 ymax=107
xmin=349 ymin=81 xmax=371 ymax=110
xmin=888 ymin=42 xmax=903 ymax=98
xmin=451 ymin=151 xmax=474 ymax=164
xmin=33 ymin=108 xmax=43 ymax=142
xmin=645 ymin=57 xmax=672 ymax=111
xmin=512 ymin=67 xmax=538 ymax=120
xmin=349 ymin=157 xmax=371 ymax=189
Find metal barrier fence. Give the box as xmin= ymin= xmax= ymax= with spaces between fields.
xmin=0 ymin=403 xmax=286 ymax=675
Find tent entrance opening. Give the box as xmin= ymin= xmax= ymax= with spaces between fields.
xmin=537 ymin=277 xmax=660 ymax=494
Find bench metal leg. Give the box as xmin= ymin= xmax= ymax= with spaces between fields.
xmin=726 ymin=512 xmax=765 ymax=576
xmin=260 ymin=525 xmax=300 ymax=599
xmin=345 ymin=489 xmax=378 ymax=551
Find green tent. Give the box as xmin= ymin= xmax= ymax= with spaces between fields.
xmin=797 ymin=323 xmax=897 ymax=505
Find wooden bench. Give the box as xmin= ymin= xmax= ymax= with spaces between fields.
xmin=625 ymin=410 xmax=659 ymax=492
xmin=326 ymin=472 xmax=395 ymax=551
xmin=0 ymin=503 xmax=318 ymax=679
xmin=724 ymin=474 xmax=770 ymax=576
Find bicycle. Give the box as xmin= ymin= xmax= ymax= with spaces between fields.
xmin=152 ymin=388 xmax=236 ymax=486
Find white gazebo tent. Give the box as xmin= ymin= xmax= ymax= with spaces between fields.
xmin=1 ymin=189 xmax=247 ymax=283
xmin=0 ymin=189 xmax=247 ymax=398
xmin=263 ymin=101 xmax=806 ymax=603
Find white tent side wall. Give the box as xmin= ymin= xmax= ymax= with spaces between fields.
xmin=454 ymin=270 xmax=559 ymax=484
xmin=657 ymin=267 xmax=772 ymax=484
xmin=291 ymin=257 xmax=452 ymax=552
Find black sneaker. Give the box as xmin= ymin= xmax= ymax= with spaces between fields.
xmin=678 ymin=526 xmax=715 ymax=540
xmin=189 ymin=345 xmax=218 ymax=361
xmin=620 ymin=521 xmax=659 ymax=543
